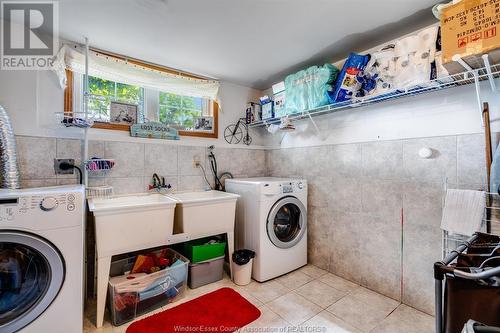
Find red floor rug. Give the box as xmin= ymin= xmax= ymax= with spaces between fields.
xmin=126 ymin=288 xmax=261 ymax=333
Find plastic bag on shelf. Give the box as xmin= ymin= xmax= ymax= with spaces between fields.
xmin=358 ymin=45 xmax=397 ymax=98
xmin=328 ymin=52 xmax=370 ymax=103
xmin=392 ymin=26 xmax=439 ymax=90
xmin=285 ymin=63 xmax=339 ymax=114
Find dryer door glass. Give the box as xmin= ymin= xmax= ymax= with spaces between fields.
xmin=0 ymin=232 xmax=64 ymax=333
xmin=267 ymin=196 xmax=307 ymax=249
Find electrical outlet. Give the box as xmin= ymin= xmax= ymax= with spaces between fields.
xmin=193 ymin=155 xmax=201 ymax=168
xmin=54 ymin=158 xmax=75 ymax=175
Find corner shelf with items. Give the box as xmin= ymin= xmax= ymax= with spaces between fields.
xmin=55 ymin=111 xmax=95 ymax=128
xmin=85 ymin=158 xmax=115 ymax=177
xmin=249 ymin=55 xmax=500 ymax=132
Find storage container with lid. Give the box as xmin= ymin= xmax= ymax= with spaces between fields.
xmin=188 ymin=256 xmax=225 ymax=289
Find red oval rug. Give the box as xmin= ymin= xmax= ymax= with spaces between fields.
xmin=126 ymin=287 xmax=261 ymax=333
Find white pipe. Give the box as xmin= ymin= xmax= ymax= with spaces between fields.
xmin=83 ymin=37 xmax=89 ymax=187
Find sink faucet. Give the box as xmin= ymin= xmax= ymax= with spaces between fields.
xmin=149 ymin=173 xmax=171 ymax=192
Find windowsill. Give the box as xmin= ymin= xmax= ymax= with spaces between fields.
xmin=84 ymin=127 xmax=266 ymax=149
xmin=93 ymin=122 xmax=218 ymax=138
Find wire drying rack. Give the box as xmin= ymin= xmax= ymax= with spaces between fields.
xmin=434 ymin=232 xmax=500 ymax=333
xmin=86 ymin=186 xmax=113 ymax=199
xmin=442 ymin=183 xmax=500 ymax=258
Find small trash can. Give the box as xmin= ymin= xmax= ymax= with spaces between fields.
xmin=231 ymin=250 xmax=255 ymax=286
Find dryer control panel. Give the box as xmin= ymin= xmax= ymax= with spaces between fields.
xmin=280 ymin=181 xmax=306 ymax=194
xmin=262 ymin=180 xmax=307 ymax=195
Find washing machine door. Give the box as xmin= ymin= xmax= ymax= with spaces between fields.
xmin=0 ymin=231 xmax=65 ymax=333
xmin=267 ymin=196 xmax=307 ymax=249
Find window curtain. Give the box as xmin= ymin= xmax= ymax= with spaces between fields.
xmin=52 ymin=44 xmax=220 ymax=102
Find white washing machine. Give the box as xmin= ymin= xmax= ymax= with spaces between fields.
xmin=0 ymin=185 xmax=85 ymax=333
xmin=225 ymin=177 xmax=307 ymax=281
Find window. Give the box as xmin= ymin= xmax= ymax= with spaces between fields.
xmin=86 ymin=76 xmax=144 ymax=123
xmin=158 ymin=92 xmax=211 ymax=131
xmin=64 ymin=51 xmax=218 ymax=138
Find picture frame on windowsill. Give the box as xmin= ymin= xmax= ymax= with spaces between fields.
xmin=110 ymin=101 xmax=138 ymax=125
xmin=194 ymin=116 xmax=213 ymax=131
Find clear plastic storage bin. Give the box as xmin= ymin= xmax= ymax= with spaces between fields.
xmin=108 ymin=249 xmax=189 ymax=326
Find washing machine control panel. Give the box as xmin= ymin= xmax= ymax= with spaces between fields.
xmin=40 ymin=196 xmax=59 ymax=211
xmin=0 ymin=191 xmax=81 ymax=222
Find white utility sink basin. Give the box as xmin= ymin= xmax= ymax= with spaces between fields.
xmin=89 ymin=193 xmax=175 ymax=212
xmin=167 ymin=190 xmax=239 ymax=238
xmin=88 ymin=193 xmax=178 ymax=329
xmin=88 ymin=193 xmax=177 ymax=257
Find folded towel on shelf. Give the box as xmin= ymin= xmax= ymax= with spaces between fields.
xmin=441 ymin=189 xmax=486 ymax=236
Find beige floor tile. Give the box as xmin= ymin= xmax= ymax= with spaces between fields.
xmin=84 ymin=268 xmax=416 ymax=333
xmin=319 ymin=273 xmax=359 ymax=293
xmin=217 ymin=279 xmax=264 ymax=307
xmin=300 ymin=310 xmax=362 ymax=333
xmin=370 ymin=304 xmax=434 ymax=333
xmin=295 ymin=280 xmax=347 ymax=308
xmin=326 ymin=296 xmax=393 ymax=332
xmin=111 ymin=321 xmax=132 ymax=333
xmin=267 ymin=292 xmax=322 ymax=326
xmin=240 ymin=279 xmax=290 ymax=303
xmin=240 ymin=305 xmax=290 ymax=332
xmin=350 ymin=286 xmax=400 ymax=313
xmin=299 ymin=264 xmax=329 ymax=278
xmin=276 ymin=270 xmax=314 ymax=290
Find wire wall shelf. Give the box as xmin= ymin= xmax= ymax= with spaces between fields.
xmin=249 ymin=58 xmax=500 ymax=129
xmin=55 ymin=111 xmax=95 ymax=128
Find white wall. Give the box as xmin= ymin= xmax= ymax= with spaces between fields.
xmin=0 ymin=68 xmax=266 ymax=148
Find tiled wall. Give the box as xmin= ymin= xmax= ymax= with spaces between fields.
xmin=266 ymin=133 xmax=487 ymax=315
xmin=15 ymin=136 xmax=267 ymax=194
xmin=16 ymin=133 xmax=487 ymax=315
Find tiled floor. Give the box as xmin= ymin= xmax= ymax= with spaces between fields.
xmin=84 ymin=265 xmax=434 ymax=333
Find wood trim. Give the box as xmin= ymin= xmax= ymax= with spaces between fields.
xmin=64 ymin=69 xmax=73 ymax=113
xmin=89 ymin=48 xmax=208 ymax=81
xmin=178 ymin=101 xmax=219 ymax=138
xmin=92 ymin=122 xmax=130 ymax=131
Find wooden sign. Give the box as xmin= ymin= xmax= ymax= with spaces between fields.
xmin=130 ymin=121 xmax=179 ymax=140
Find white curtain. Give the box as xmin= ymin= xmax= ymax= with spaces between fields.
xmin=52 ymin=44 xmax=220 ymax=101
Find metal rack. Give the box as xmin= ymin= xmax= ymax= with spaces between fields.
xmin=434 ymin=232 xmax=500 ymax=333
xmin=441 ymin=192 xmax=500 ymax=259
xmin=250 ymin=54 xmax=500 ymax=132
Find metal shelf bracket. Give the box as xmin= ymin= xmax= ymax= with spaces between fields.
xmin=482 ymin=54 xmax=498 ymax=92
xmin=452 ymin=54 xmax=483 ymax=126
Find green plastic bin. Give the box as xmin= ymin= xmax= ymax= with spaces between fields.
xmin=181 ymin=238 xmax=226 ymax=264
